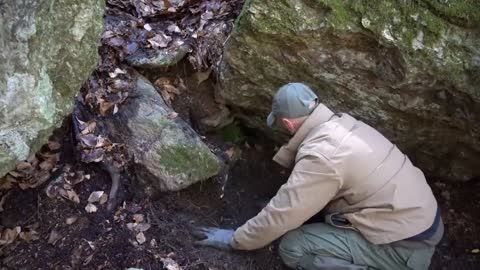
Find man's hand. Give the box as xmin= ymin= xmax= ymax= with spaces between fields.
xmin=192 ymin=227 xmax=234 ymax=250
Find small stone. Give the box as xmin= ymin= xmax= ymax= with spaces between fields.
xmin=136 ymin=232 xmax=146 ymax=244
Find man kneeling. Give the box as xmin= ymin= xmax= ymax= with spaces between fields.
xmin=194 ymin=83 xmax=443 ymax=270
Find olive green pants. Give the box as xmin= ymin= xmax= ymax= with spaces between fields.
xmin=279 ymin=223 xmax=434 ymax=270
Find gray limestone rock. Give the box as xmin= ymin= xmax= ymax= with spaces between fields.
xmin=0 ymin=0 xmax=105 ymax=177
xmin=219 ymin=0 xmax=480 ymax=180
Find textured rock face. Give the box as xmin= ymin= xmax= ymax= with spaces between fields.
xmin=0 ymin=0 xmax=105 ymax=177
xmin=102 ymin=74 xmax=222 ymax=192
xmin=219 ymin=0 xmax=480 ymax=180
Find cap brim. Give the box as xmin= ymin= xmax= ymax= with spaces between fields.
xmin=267 ymin=112 xmax=276 ymax=127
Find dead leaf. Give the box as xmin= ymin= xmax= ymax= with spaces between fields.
xmin=66 ymin=216 xmax=78 ymax=225
xmin=192 ymin=68 xmax=212 ymax=86
xmin=80 ymin=134 xmax=98 ymax=148
xmin=102 ymin=30 xmax=115 ymax=39
xmin=88 ymin=191 xmax=105 ymax=203
xmin=48 ymin=229 xmax=62 ymax=245
xmin=19 ymin=230 xmax=40 ymax=242
xmin=127 ymin=222 xmax=150 ymax=232
xmin=8 ymin=170 xmax=23 ymax=178
xmin=81 ymin=121 xmax=97 ymax=135
xmin=167 ymin=112 xmax=178 ymax=119
xmin=86 ymin=240 xmax=95 ymax=250
xmin=0 ymin=190 xmax=12 ymax=212
xmin=154 ymin=77 xmax=181 ymax=104
xmin=48 ymin=140 xmax=62 ymax=151
xmin=126 ymin=222 xmax=136 ymax=231
xmin=167 ymin=24 xmax=181 ymax=33
xmin=107 ymin=36 xmax=126 ymax=47
xmin=133 ymin=214 xmax=144 ymax=223
xmin=83 ymin=254 xmax=94 ymax=266
xmin=136 ymin=232 xmax=146 ymax=244
xmin=108 ymin=68 xmax=126 ymax=78
xmin=99 ymin=99 xmax=115 ymax=116
xmin=136 ymin=223 xmax=151 ymax=232
xmin=16 ymin=161 xmax=32 ymax=171
xmin=147 ymin=32 xmax=172 ymax=49
xmin=0 ymin=175 xmax=16 ymax=190
xmin=150 ymin=238 xmax=157 ymax=247
xmin=0 ymin=226 xmax=21 ymax=246
xmin=161 ymin=256 xmax=182 ymax=270
xmin=82 ymin=149 xmax=105 ymax=163
xmin=66 ymin=190 xmax=80 ymax=204
xmin=95 ymin=136 xmax=109 ymax=148
xmin=85 ymin=203 xmax=98 ymax=213
xmin=99 ymin=193 xmax=108 ymax=205
xmin=225 ymin=147 xmax=238 ymax=161
xmin=39 ymin=160 xmax=54 ymax=171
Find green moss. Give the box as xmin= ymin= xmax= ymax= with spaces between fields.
xmin=420 ymin=0 xmax=480 ymax=27
xmin=159 ymin=144 xmax=220 ymax=176
xmin=219 ymin=122 xmax=246 ymax=143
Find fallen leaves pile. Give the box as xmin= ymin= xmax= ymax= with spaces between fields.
xmin=154 ymin=76 xmax=187 ymax=105
xmin=0 ymin=139 xmax=63 ymax=213
xmin=74 ymin=115 xmax=127 ymax=167
xmin=104 ymin=0 xmax=243 ymax=70
xmin=45 ymin=166 xmax=91 ymax=204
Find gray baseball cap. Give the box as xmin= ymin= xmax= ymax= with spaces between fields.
xmin=267 ymin=83 xmax=318 ymax=127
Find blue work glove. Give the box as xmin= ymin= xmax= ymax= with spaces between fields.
xmin=192 ymin=227 xmax=234 ymax=250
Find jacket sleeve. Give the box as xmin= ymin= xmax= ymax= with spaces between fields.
xmin=231 ymin=153 xmax=342 ymax=250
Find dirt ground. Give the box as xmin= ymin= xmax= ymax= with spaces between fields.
xmin=0 ymin=126 xmax=289 ymax=270
xmin=0 ymin=123 xmax=479 ymax=270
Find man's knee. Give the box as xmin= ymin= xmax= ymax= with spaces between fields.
xmin=279 ymin=228 xmax=305 ymax=268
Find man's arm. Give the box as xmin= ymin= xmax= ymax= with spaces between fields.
xmin=231 ymin=153 xmax=342 ymax=250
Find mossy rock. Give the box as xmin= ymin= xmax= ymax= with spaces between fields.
xmin=103 ymin=74 xmax=222 ymax=192
xmin=219 ymin=0 xmax=480 ymax=180
xmin=0 ymin=0 xmax=105 ymax=177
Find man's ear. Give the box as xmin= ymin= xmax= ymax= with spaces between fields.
xmin=281 ymin=118 xmax=295 ymax=133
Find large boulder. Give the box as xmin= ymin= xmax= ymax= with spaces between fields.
xmin=81 ymin=73 xmax=222 ymax=192
xmin=219 ymin=0 xmax=480 ymax=181
xmin=0 ymin=0 xmax=105 ymax=177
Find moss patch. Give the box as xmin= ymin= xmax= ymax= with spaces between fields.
xmin=219 ymin=122 xmax=246 ymax=143
xmin=158 ymin=144 xmax=221 ymax=177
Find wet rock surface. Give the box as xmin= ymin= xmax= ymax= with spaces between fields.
xmin=219 ymin=0 xmax=480 ymax=181
xmin=0 ymin=0 xmax=105 ymax=178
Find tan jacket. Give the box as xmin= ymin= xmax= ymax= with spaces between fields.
xmin=232 ymin=104 xmax=438 ymax=250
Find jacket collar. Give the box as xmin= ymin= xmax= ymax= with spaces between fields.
xmin=272 ymin=104 xmax=335 ymax=168
xmin=287 ymin=103 xmax=335 ymax=151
